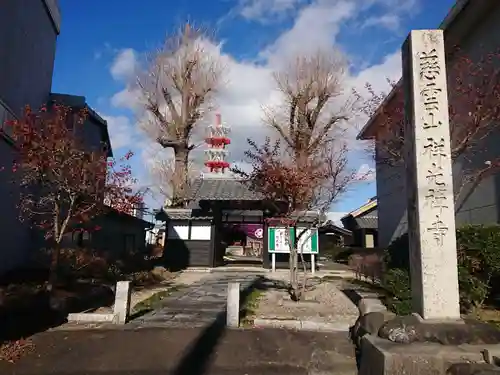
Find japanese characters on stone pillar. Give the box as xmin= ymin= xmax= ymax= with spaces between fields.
xmin=402 ymin=29 xmax=461 ymax=321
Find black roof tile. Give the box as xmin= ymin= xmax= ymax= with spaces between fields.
xmin=188 ymin=177 xmax=263 ymax=201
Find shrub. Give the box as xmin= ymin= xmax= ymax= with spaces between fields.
xmin=382 ymin=268 xmax=412 ymax=315
xmin=383 ymin=225 xmax=500 ymax=314
xmin=320 ymin=244 xmax=348 ymax=261
xmin=456 ymin=225 xmax=500 ymax=310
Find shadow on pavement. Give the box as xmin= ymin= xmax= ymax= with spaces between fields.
xmin=170 ymin=276 xmax=274 ymax=375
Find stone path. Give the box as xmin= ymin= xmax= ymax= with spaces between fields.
xmin=132 ymin=271 xmax=259 ymax=328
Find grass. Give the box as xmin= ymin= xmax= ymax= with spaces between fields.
xmin=240 ymin=288 xmax=265 ymax=327
xmin=129 ymin=284 xmax=184 ymax=319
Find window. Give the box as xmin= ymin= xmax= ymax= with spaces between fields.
xmin=190 ymin=222 xmax=211 ymax=240
xmin=124 ymin=234 xmax=135 ymax=253
xmin=0 ymin=99 xmax=16 ymax=139
xmin=72 ymin=230 xmax=92 ymax=248
xmin=168 ymin=223 xmax=190 ymax=239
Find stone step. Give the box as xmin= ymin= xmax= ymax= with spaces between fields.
xmin=140 ymin=312 xmax=219 ymax=322
xmin=159 ymin=301 xmax=226 ymax=310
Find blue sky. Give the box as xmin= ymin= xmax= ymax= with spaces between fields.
xmin=52 ymin=0 xmax=457 ymax=219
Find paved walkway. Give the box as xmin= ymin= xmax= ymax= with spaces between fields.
xmin=132 ymin=271 xmax=260 ymax=328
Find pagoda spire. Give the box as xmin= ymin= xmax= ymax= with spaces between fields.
xmin=204 ymin=113 xmax=231 ymax=174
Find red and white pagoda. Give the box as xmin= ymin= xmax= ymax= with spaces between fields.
xmin=204 ymin=113 xmax=231 ymax=173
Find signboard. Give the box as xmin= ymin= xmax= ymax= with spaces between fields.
xmin=268 ymin=227 xmax=318 ymax=254
xmin=296 ymin=228 xmax=319 ymax=254
xmin=268 ymin=227 xmax=293 ymax=253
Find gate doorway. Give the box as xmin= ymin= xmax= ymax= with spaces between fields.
xmin=218 ymin=210 xmax=264 ymax=267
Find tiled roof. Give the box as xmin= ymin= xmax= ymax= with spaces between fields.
xmin=188 ymin=177 xmax=263 ymax=201
xmin=354 ymin=216 xmax=378 ymax=229
xmin=266 ymin=211 xmax=321 ymax=224
xmin=157 ymin=209 xmax=213 ymax=221
xmin=320 ymin=221 xmax=353 ymax=236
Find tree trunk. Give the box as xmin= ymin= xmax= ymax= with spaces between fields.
xmin=286 ymin=226 xmax=300 ymax=301
xmin=173 ymin=146 xmax=189 ymax=207
xmin=46 ymin=240 xmax=61 ymax=293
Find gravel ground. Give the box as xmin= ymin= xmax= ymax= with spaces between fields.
xmin=254 ymin=276 xmax=359 ymax=328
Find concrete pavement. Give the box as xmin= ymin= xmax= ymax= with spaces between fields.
xmin=0 ymin=327 xmax=357 ymax=375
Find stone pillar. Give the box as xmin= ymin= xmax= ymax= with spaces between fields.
xmin=402 ymin=29 xmax=460 ymax=321
xmin=113 ymin=281 xmax=132 ymax=324
xmin=226 ymin=282 xmax=240 ymax=328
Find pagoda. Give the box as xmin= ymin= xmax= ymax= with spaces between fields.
xmin=204 ymin=113 xmax=231 ymax=173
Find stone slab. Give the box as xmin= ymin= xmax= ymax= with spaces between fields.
xmin=359 ymin=335 xmax=489 ymax=375
xmin=67 ymin=313 xmax=117 ymax=323
xmin=359 ymin=298 xmax=387 ymax=315
xmin=253 ymin=318 xmax=350 ymax=332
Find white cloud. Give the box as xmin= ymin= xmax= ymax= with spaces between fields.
xmin=239 ymin=0 xmax=305 ymax=22
xmin=362 ymin=14 xmax=401 ymax=31
xmin=102 ymin=115 xmax=137 ymax=150
xmin=111 ymin=85 xmax=142 ymax=110
xmin=110 ymin=48 xmax=138 ymax=81
xmin=106 ymin=0 xmax=414 ymax=203
xmin=260 ymin=0 xmax=356 ymax=68
xmin=326 ymin=211 xmax=348 ymax=226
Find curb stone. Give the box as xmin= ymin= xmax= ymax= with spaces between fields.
xmin=348 ymin=288 xmax=388 ymax=316
xmin=253 ymin=318 xmax=351 ymax=332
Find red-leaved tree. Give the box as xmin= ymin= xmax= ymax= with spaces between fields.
xmin=361 ymin=47 xmax=500 ymax=207
xmin=234 ymin=138 xmax=360 ymax=300
xmin=4 ymin=105 xmax=143 ymax=292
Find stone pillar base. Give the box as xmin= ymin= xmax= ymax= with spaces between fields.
xmin=359 ymin=335 xmax=495 ymax=375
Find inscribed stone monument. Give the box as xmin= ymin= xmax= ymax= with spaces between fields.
xmin=402 ymin=29 xmax=460 ymax=320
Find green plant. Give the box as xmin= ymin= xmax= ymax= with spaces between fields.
xmin=240 ymin=288 xmax=264 ymax=326
xmin=383 ymin=225 xmax=500 ymax=314
xmin=381 ymin=268 xmax=412 ymax=315
xmin=456 ymin=225 xmax=500 ymax=310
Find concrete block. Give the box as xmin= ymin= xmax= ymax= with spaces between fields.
xmin=67 ymin=313 xmax=117 ymax=323
xmin=359 ymin=298 xmax=387 ymax=316
xmin=226 ymin=282 xmax=240 ymax=328
xmin=253 ymin=318 xmax=301 ymax=330
xmin=301 ymin=320 xmax=350 ymax=332
xmin=359 ymin=335 xmax=487 ymax=375
xmin=113 ymin=281 xmax=132 ymax=324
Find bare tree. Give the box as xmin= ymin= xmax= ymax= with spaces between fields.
xmin=149 ymin=156 xmax=199 ymax=206
xmin=264 ymin=50 xmax=357 ymax=160
xmin=137 ymin=23 xmax=225 ymax=206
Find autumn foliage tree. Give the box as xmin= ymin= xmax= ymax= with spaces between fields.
xmin=137 ymin=23 xmax=225 ymax=207
xmin=4 ymin=105 xmax=143 ymax=293
xmin=361 ymin=47 xmax=500 ymax=207
xmin=234 ymin=138 xmax=357 ymax=300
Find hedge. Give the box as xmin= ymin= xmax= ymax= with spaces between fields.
xmin=383 ymin=225 xmax=500 ymax=315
